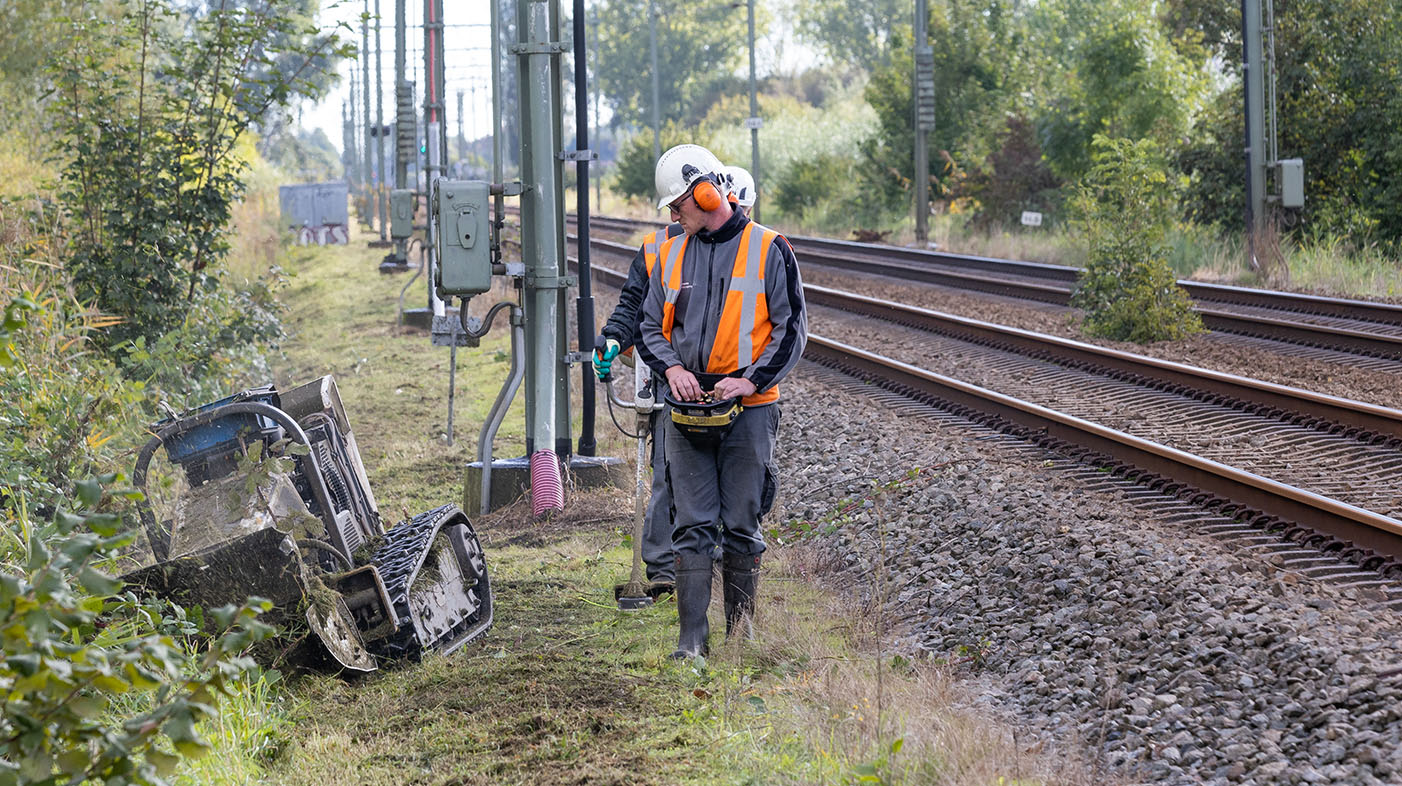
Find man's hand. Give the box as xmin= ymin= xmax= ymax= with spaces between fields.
xmin=713 ymin=376 xmax=757 ymax=401
xmin=665 ymin=365 xmax=702 ymax=401
xmin=593 ymin=338 xmax=621 ymax=381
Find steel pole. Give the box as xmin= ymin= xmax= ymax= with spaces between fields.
xmin=574 ymin=0 xmax=597 ymax=456
xmin=518 ymin=0 xmax=565 ymax=481
xmin=375 ymin=0 xmax=388 ymax=241
xmin=913 ymin=0 xmax=930 ymax=243
xmin=362 ymin=5 xmax=374 ymax=234
xmin=549 ymin=0 xmax=572 ymax=458
xmin=747 ymin=0 xmax=760 ymax=223
xmin=491 ymin=0 xmax=503 ymax=182
xmin=648 ymin=0 xmax=661 ymax=160
xmin=342 ymin=100 xmax=353 ymax=184
xmin=1242 ymin=0 xmax=1267 ymax=269
xmin=424 ymin=0 xmax=446 ymax=315
xmin=456 ymin=89 xmax=465 ymax=163
xmin=395 ymin=0 xmax=407 ymax=188
xmin=350 ymin=69 xmax=360 ymax=187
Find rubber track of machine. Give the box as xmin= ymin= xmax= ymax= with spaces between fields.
xmin=369 ymin=504 xmax=493 ymax=660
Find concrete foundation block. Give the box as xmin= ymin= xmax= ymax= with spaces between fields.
xmin=463 ymin=454 xmax=627 ymax=515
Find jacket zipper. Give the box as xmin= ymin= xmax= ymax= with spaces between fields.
xmin=697 ymin=242 xmax=717 ymax=370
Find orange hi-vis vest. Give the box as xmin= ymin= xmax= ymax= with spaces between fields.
xmin=642 ymin=227 xmax=669 ymax=278
xmin=656 ymin=222 xmax=781 ymax=407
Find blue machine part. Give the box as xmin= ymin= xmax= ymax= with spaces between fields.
xmin=159 ymin=385 xmax=284 ymax=469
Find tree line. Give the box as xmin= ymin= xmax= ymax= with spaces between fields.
xmin=590 ymin=0 xmax=1402 ymax=249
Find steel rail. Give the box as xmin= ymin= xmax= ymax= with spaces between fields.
xmin=579 ymin=244 xmax=1402 ymax=442
xmin=571 ymin=238 xmax=1402 ymax=559
xmin=569 ymin=209 xmax=1402 ymax=326
xmin=573 ymin=213 xmax=1402 ymax=321
xmin=804 ymin=285 xmax=1402 ymax=441
xmin=792 ymin=233 xmax=1402 ymax=326
xmin=559 ymin=215 xmax=1402 ymax=360
xmin=803 ymin=334 xmax=1402 ymax=559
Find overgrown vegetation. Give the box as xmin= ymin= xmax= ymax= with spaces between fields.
xmin=0 ymin=475 xmax=273 ymax=786
xmin=52 ymin=0 xmax=346 ymax=357
xmin=0 ymin=2 xmax=350 ymax=782
xmin=1069 ymin=136 xmax=1203 ymax=343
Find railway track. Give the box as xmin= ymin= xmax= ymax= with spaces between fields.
xmin=568 ymin=213 xmax=1402 ymax=364
xmin=569 ymin=236 xmax=1402 ymax=584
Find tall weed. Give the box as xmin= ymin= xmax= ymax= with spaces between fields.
xmin=0 ymin=195 xmax=142 ymax=521
xmin=1069 ymin=136 xmax=1203 ymax=343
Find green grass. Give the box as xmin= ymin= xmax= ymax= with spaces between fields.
xmin=908 ymin=213 xmax=1402 ymax=301
xmin=176 ymin=670 xmax=294 ymax=785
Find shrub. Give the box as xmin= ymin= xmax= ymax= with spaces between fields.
xmin=0 ymin=287 xmax=141 ymax=521
xmin=772 ymin=154 xmax=839 ymax=220
xmin=1069 ymin=135 xmax=1203 ymax=343
xmin=964 ymin=115 xmax=1062 ymax=231
xmin=50 ymin=0 xmax=346 ymax=352
xmin=0 ymin=476 xmax=273 ymax=786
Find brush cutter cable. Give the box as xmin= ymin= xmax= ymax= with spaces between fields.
xmin=604 ymin=377 xmax=647 ymax=439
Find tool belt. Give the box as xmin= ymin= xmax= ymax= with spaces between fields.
xmin=666 ymin=378 xmax=743 ymax=448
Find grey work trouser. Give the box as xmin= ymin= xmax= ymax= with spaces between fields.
xmin=664 ymin=403 xmax=779 ymax=559
xmin=642 ymin=410 xmax=675 ymax=581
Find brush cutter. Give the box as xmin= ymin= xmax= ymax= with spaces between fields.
xmin=124 ymin=376 xmax=492 ymax=672
xmin=597 ymin=336 xmax=666 ymax=610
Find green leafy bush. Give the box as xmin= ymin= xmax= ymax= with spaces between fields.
xmin=772 ymin=154 xmax=839 ymax=220
xmin=1069 ymin=136 xmax=1203 ymax=343
xmin=0 ymin=476 xmax=273 ymax=786
xmin=0 ymin=290 xmax=139 ymax=521
xmin=50 ymin=0 xmax=346 ymax=352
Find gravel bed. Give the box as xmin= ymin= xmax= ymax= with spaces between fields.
xmin=774 ymin=364 xmax=1402 ymax=785
xmin=802 ymin=267 xmax=1402 ymax=410
xmin=806 ymin=304 xmax=1402 ymax=518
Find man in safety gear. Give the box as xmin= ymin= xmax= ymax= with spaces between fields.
xmin=638 ymin=144 xmax=807 ymax=659
xmin=722 ymin=165 xmax=756 ymax=218
xmin=594 ymin=205 xmax=685 ymax=594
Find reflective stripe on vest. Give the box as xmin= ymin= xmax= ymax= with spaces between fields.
xmin=659 ymin=232 xmax=689 ymax=342
xmin=707 ymin=223 xmax=778 ymax=406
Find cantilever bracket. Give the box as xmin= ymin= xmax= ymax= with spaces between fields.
xmin=558 ymin=150 xmax=599 ymax=162
xmin=509 ymin=42 xmax=566 ymax=55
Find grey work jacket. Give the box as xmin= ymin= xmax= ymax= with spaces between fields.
xmin=637 ymin=211 xmax=807 ymax=398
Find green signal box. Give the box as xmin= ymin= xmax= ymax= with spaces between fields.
xmin=390 ymin=189 xmax=414 ymax=240
xmin=1279 ymin=159 xmax=1304 ymax=209
xmin=433 ymin=180 xmax=493 ymax=296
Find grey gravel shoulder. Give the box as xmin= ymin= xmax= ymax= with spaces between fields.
xmin=774 ymin=367 xmax=1402 ymax=786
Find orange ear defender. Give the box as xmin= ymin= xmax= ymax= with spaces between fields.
xmin=691 ymin=176 xmax=726 ymax=212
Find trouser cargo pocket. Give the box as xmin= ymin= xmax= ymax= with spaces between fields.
xmin=760 ymin=463 xmax=777 ymax=519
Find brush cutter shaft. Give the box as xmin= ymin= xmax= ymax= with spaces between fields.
xmin=629 ymin=358 xmax=652 ymax=582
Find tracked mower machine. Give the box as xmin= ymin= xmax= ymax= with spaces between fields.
xmin=123 ymin=376 xmax=492 ymax=672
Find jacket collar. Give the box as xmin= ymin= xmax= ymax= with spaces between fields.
xmin=695 ymin=210 xmax=749 ymax=244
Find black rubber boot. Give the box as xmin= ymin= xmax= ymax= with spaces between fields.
xmin=722 ymin=552 xmax=762 ymax=640
xmin=670 ymin=553 xmax=714 ymax=659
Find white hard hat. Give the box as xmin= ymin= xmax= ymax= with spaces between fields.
xmin=722 ymin=165 xmax=755 ymax=208
xmin=654 ymin=144 xmax=725 ymax=210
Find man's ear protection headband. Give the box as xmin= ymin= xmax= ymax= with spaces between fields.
xmin=684 ymin=172 xmax=726 ymax=212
